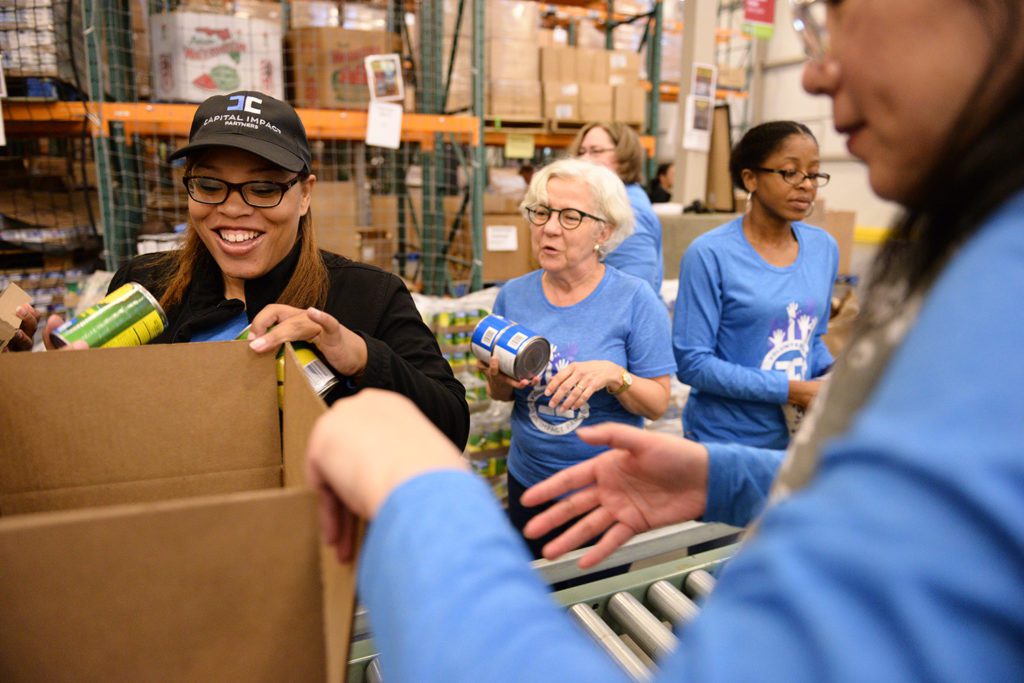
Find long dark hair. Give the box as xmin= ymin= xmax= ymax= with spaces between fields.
xmin=866 ymin=2 xmax=1024 ymax=308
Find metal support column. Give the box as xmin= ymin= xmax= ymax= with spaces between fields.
xmin=671 ymin=0 xmax=717 ymax=204
xmin=644 ymin=0 xmax=664 ymax=179
xmin=417 ymin=0 xmax=446 ymax=295
xmin=82 ymin=0 xmax=117 ymax=270
xmin=469 ymin=0 xmax=484 ymax=291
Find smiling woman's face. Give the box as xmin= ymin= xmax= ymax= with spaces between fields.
xmin=188 ymin=147 xmax=314 ymax=297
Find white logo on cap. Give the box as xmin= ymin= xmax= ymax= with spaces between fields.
xmin=227 ymin=95 xmax=263 ymax=115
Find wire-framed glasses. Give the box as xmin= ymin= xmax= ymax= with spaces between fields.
xmin=525 ymin=205 xmax=607 ymax=230
xmin=790 ymin=0 xmax=830 ymax=62
xmin=183 ymin=175 xmax=303 ymax=208
xmin=756 ymin=167 xmax=831 ymax=188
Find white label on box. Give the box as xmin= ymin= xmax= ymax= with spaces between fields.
xmin=486 ymin=225 xmax=519 ymax=252
xmin=609 ymin=75 xmax=626 ymax=86
xmin=561 ymin=83 xmax=579 ymax=96
xmin=610 ymin=54 xmax=627 ymax=69
xmin=554 ymin=104 xmax=574 ymax=119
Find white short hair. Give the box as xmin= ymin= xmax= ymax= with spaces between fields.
xmin=519 ymin=158 xmax=635 ymax=254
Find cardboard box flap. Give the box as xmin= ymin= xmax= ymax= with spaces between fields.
xmin=282 ymin=346 xmax=363 ymax=681
xmin=0 ymin=342 xmax=280 ymax=500
xmin=0 ymin=487 xmax=328 ymax=682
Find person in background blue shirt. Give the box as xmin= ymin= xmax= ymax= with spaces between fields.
xmin=674 ymin=121 xmax=837 ymax=449
xmin=301 ymin=0 xmax=1024 ymax=681
xmin=481 ymin=158 xmax=676 ymax=559
xmin=570 ymin=122 xmax=665 ymax=295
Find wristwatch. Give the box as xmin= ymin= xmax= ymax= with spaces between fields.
xmin=610 ymin=368 xmax=633 ymax=395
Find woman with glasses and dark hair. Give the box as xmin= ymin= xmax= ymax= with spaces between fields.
xmin=11 ymin=91 xmax=468 ymax=447
xmin=672 ymin=121 xmax=838 ymax=450
xmin=570 ymin=122 xmax=664 ymax=295
xmin=479 ymin=158 xmax=675 ymax=556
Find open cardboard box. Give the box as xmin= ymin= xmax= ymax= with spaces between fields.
xmin=0 ymin=342 xmax=359 ymax=681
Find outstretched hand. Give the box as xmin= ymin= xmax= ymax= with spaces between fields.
xmin=305 ymin=389 xmax=468 ymax=562
xmin=521 ymin=423 xmax=710 ymax=568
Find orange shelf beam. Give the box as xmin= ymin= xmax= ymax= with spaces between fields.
xmin=3 ymin=102 xmax=481 ymax=148
xmin=484 ymin=131 xmax=655 ymax=156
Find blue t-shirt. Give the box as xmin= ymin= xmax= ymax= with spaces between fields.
xmin=494 ymin=267 xmax=676 ymax=487
xmin=359 ymin=192 xmax=1024 ymax=683
xmin=604 ymin=183 xmax=664 ymax=295
xmin=673 ymin=217 xmax=837 ymax=449
xmin=190 ymin=310 xmax=249 ymax=342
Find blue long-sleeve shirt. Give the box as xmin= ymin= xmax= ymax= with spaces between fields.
xmin=604 ymin=183 xmax=664 ymax=294
xmin=673 ymin=218 xmax=837 ymax=449
xmin=357 ymin=192 xmax=1024 ymax=682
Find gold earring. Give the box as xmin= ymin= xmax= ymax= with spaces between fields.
xmin=745 ymin=190 xmax=754 ymax=213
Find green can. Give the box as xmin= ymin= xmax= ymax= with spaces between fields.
xmin=52 ymin=282 xmax=167 ymax=348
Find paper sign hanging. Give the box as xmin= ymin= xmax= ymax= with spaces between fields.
xmin=365 ymin=53 xmax=405 ymax=102
xmin=691 ymin=63 xmax=718 ymax=100
xmin=365 ymin=101 xmax=403 ymax=150
xmin=682 ymin=95 xmax=713 ymax=153
xmin=504 ymin=134 xmax=535 ymax=159
xmin=743 ymin=0 xmax=776 ymax=38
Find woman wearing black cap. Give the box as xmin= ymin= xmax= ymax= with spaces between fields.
xmin=18 ymin=91 xmax=469 ymax=447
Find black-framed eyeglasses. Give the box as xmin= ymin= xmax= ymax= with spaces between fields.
xmin=525 ymin=205 xmax=607 ymax=230
xmin=790 ymin=0 xmax=830 ymax=62
xmin=182 ymin=175 xmax=304 ymax=208
xmin=755 ymin=167 xmax=831 ymax=188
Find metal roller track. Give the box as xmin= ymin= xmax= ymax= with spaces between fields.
xmin=568 ymin=603 xmax=651 ymax=682
xmin=684 ymin=569 xmax=717 ymax=600
xmin=646 ymin=580 xmax=701 ymax=626
xmin=607 ymin=592 xmax=678 ymax=661
xmin=365 ymin=657 xmax=384 ymax=683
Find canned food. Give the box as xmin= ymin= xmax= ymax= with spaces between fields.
xmin=237 ymin=326 xmax=339 ymax=402
xmin=470 ymin=313 xmax=550 ymax=380
xmin=52 ymin=282 xmax=167 ymax=348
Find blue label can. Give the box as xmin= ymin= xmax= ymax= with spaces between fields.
xmin=471 ymin=313 xmax=550 ymax=380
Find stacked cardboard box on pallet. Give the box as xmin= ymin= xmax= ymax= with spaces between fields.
xmin=287 ymin=27 xmax=395 ymax=109
xmin=539 ymin=46 xmax=644 ymax=126
xmin=485 ymin=0 xmax=541 ymax=119
xmin=150 ymin=9 xmax=284 ymax=102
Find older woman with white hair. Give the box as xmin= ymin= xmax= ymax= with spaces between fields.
xmin=481 ymin=158 xmax=676 ymax=558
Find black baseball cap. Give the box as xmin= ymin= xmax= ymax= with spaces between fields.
xmin=168 ymin=91 xmax=311 ymax=173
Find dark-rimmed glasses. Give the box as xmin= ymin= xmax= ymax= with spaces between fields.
xmin=183 ymin=175 xmax=304 ymax=208
xmin=790 ymin=0 xmax=830 ymax=62
xmin=525 ymin=205 xmax=607 ymax=230
xmin=755 ymin=167 xmax=831 ymax=188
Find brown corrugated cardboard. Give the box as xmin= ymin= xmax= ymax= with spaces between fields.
xmin=0 ymin=283 xmax=32 ymax=351
xmin=539 ymin=46 xmax=577 ymax=83
xmin=819 ymin=210 xmax=856 ymax=275
xmin=483 ymin=213 xmax=535 ymax=281
xmin=543 ymin=82 xmax=580 ymax=121
xmin=579 ymin=83 xmax=614 ymax=122
xmin=485 ymin=0 xmax=539 ymax=41
xmin=608 ymin=49 xmax=641 ymax=86
xmin=487 ymin=79 xmax=543 ymax=118
xmin=288 ymin=27 xmax=396 ymax=109
xmin=0 ymin=343 xmax=359 ymax=682
xmin=487 ymin=39 xmax=539 ymax=81
xmin=311 ymin=180 xmax=360 ymax=258
xmin=613 ymin=84 xmax=646 ymax=126
xmin=576 ymin=47 xmax=609 ymax=84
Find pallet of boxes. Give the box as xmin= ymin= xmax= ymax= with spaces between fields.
xmin=484 ymin=0 xmax=543 ymax=127
xmin=540 ymin=41 xmax=647 ymax=131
